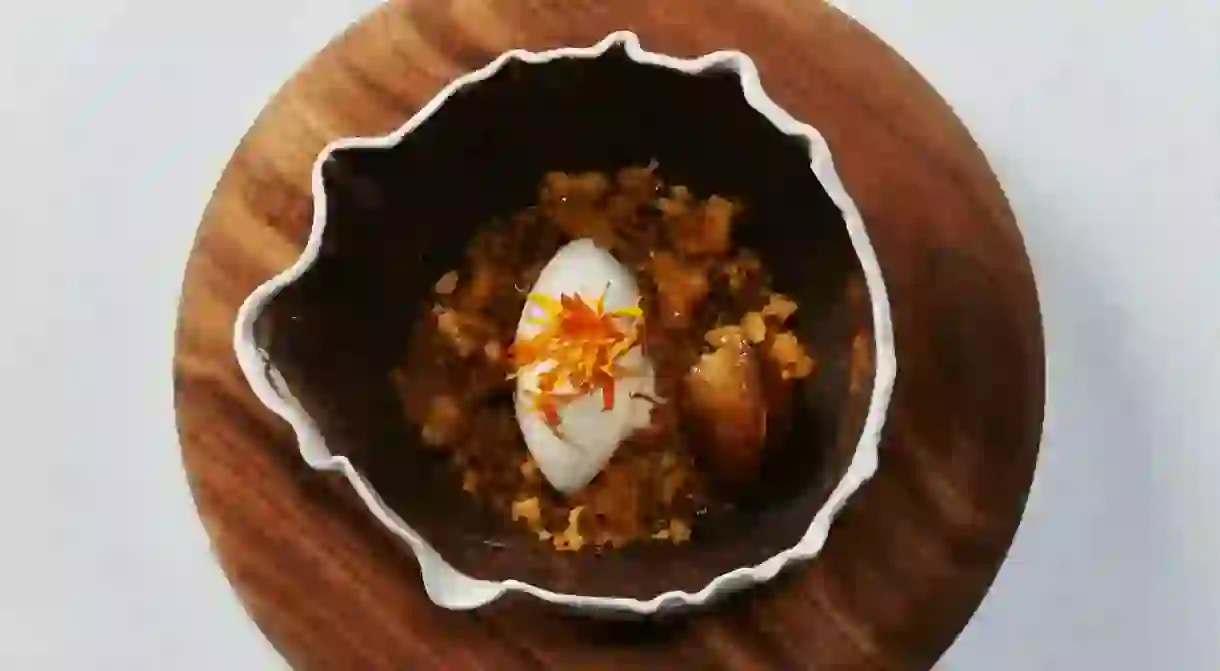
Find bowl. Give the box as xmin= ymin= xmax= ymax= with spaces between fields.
xmin=233 ymin=31 xmax=895 ymax=615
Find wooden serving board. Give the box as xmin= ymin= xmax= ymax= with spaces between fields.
xmin=174 ymin=1 xmax=1044 ymax=668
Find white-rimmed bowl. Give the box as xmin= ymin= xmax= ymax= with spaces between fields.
xmin=233 ymin=31 xmax=895 ymax=616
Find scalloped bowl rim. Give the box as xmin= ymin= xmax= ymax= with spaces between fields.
xmin=231 ymin=30 xmax=897 ymax=614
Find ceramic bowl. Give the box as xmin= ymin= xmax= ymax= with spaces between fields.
xmin=233 ymin=31 xmax=895 ymax=615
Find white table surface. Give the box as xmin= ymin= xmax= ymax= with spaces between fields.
xmin=0 ymin=1 xmax=1215 ymax=668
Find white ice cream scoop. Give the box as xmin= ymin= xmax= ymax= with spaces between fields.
xmin=512 ymin=239 xmax=659 ymax=493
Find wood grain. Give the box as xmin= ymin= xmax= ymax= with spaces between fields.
xmin=173 ymin=1 xmax=1044 ymax=669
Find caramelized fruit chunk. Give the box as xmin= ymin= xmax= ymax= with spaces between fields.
xmin=682 ymin=339 xmax=767 ymax=484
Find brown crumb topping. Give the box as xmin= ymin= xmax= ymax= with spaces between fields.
xmin=394 ymin=165 xmax=821 ymax=551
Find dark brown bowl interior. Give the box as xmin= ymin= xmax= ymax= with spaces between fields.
xmin=255 ymin=46 xmax=875 ymax=600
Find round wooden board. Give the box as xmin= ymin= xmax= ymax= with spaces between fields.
xmin=174 ymin=1 xmax=1044 ymax=669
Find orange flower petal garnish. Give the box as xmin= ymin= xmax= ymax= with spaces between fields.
xmin=511 ymin=287 xmax=643 ymax=431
